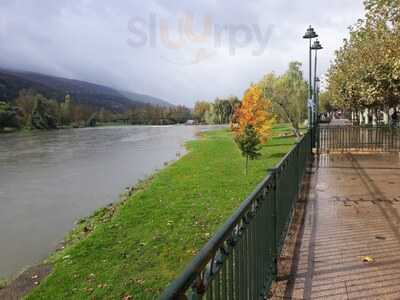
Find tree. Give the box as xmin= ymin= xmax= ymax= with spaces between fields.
xmin=125 ymin=104 xmax=192 ymax=125
xmin=30 ymin=98 xmax=57 ymax=129
xmin=0 ymin=101 xmax=18 ymax=129
xmin=166 ymin=105 xmax=192 ymax=124
xmin=15 ymin=89 xmax=37 ymax=127
xmin=319 ymin=91 xmax=335 ymax=113
xmin=232 ymin=85 xmax=275 ymax=143
xmin=60 ymin=94 xmax=72 ymax=125
xmin=204 ymin=104 xmax=217 ymax=124
xmin=258 ymin=62 xmax=307 ymax=138
xmin=194 ymin=97 xmax=240 ymax=125
xmin=326 ymin=0 xmax=400 ymax=116
xmin=15 ymin=89 xmax=61 ymax=128
xmin=193 ymin=101 xmax=211 ymax=123
xmin=227 ymin=96 xmax=241 ymax=122
xmin=234 ymin=124 xmax=261 ymax=175
xmin=213 ymin=97 xmax=240 ymax=124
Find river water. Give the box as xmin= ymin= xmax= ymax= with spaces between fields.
xmin=0 ymin=125 xmax=216 ymax=279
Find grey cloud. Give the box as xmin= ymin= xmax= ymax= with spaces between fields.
xmin=0 ymin=0 xmax=364 ymax=106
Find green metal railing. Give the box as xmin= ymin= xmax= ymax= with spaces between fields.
xmin=159 ymin=131 xmax=313 ymax=300
xmin=318 ymin=125 xmax=400 ymax=152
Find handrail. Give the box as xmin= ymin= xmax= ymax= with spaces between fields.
xmin=160 ymin=174 xmax=274 ymax=298
xmin=159 ymin=130 xmax=313 ymax=300
xmin=318 ymin=125 xmax=400 ymax=152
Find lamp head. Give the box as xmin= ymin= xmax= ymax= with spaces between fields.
xmin=311 ymin=39 xmax=323 ymax=50
xmin=303 ymin=25 xmax=318 ymax=39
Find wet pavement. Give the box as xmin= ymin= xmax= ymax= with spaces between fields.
xmin=273 ymin=152 xmax=400 ymax=299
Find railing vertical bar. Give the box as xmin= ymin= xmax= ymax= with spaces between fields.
xmin=221 ymin=257 xmax=227 ymax=300
xmin=215 ymin=269 xmax=221 ymax=300
xmin=248 ymin=216 xmax=254 ymax=300
xmin=234 ymin=241 xmax=239 ymax=300
xmin=239 ymin=229 xmax=245 ymax=300
xmin=253 ymin=211 xmax=258 ymax=300
xmin=261 ymin=192 xmax=267 ymax=296
xmin=206 ymin=277 xmax=213 ymax=300
xmin=255 ymin=204 xmax=261 ymax=298
xmin=228 ymin=245 xmax=233 ymax=300
xmin=244 ymin=227 xmax=248 ymax=300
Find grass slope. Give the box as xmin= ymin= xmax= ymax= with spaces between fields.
xmin=26 ymin=126 xmax=296 ymax=300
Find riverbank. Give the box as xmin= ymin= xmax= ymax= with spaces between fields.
xmin=15 ymin=125 xmax=296 ymax=299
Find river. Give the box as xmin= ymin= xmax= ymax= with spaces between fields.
xmin=0 ymin=125 xmax=218 ymax=279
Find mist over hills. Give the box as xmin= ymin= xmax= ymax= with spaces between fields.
xmin=118 ymin=90 xmax=173 ymax=108
xmin=0 ymin=68 xmax=174 ymax=111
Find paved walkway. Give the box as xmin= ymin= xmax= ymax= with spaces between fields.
xmin=273 ymin=152 xmax=400 ymax=299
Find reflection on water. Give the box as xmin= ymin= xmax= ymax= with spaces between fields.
xmin=0 ymin=125 xmax=218 ymax=278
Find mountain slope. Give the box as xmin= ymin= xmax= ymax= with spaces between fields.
xmin=119 ymin=90 xmax=173 ymax=107
xmin=0 ymin=69 xmax=173 ymax=112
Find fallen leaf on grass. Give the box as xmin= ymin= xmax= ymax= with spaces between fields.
xmin=361 ymin=256 xmax=374 ymax=263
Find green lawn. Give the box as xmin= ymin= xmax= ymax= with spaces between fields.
xmin=26 ymin=126 xmax=296 ymax=300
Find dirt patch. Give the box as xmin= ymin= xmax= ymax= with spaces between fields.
xmin=268 ymin=167 xmax=312 ymax=299
xmin=0 ymin=264 xmax=52 ymax=300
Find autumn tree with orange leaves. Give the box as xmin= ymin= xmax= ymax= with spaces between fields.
xmin=231 ymin=85 xmax=275 ymax=174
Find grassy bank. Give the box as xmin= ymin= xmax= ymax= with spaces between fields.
xmin=26 ymin=126 xmax=296 ymax=300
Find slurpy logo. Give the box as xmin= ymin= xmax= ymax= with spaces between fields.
xmin=127 ymin=13 xmax=274 ymax=65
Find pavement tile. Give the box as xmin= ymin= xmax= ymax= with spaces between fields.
xmin=271 ymin=153 xmax=400 ymax=300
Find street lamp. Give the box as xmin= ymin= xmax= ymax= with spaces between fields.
xmin=303 ymin=26 xmax=318 ymax=128
xmin=311 ymin=39 xmax=323 ymax=125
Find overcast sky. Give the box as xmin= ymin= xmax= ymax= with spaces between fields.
xmin=0 ymin=0 xmax=365 ymax=106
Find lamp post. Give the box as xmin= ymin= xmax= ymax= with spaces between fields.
xmin=311 ymin=40 xmax=323 ymax=126
xmin=315 ymin=77 xmax=321 ymax=123
xmin=303 ymin=26 xmax=318 ymax=128
xmin=314 ymin=76 xmax=321 ymax=152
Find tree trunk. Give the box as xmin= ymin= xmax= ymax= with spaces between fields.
xmin=275 ymin=102 xmax=302 ymax=140
xmin=383 ymin=107 xmax=389 ymax=125
xmin=372 ymin=109 xmax=377 ymax=126
xmin=293 ymin=127 xmax=301 ymax=139
xmin=364 ymin=108 xmax=369 ymax=125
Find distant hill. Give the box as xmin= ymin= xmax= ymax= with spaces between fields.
xmin=0 ymin=69 xmax=173 ymax=112
xmin=119 ymin=90 xmax=173 ymax=107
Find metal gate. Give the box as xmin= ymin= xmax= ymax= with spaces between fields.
xmin=318 ymin=125 xmax=400 ymax=152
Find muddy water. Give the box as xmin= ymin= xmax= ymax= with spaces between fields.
xmin=0 ymin=125 xmax=217 ymax=279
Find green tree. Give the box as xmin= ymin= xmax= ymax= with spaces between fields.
xmin=60 ymin=94 xmax=72 ymax=125
xmin=319 ymin=91 xmax=335 ymax=113
xmin=204 ymin=104 xmax=217 ymax=124
xmin=234 ymin=124 xmax=261 ymax=175
xmin=15 ymin=89 xmax=37 ymax=127
xmin=326 ymin=0 xmax=400 ymax=115
xmin=193 ymin=101 xmax=211 ymax=123
xmin=0 ymin=101 xmax=18 ymax=130
xmin=30 ymin=98 xmax=57 ymax=129
xmin=259 ymin=62 xmax=307 ymax=138
xmin=203 ymin=97 xmax=240 ymax=125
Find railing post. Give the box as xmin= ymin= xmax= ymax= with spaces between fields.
xmin=311 ymin=126 xmax=314 ymax=150
xmin=316 ymin=124 xmax=320 ymax=154
xmin=268 ymin=167 xmax=279 ymax=279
